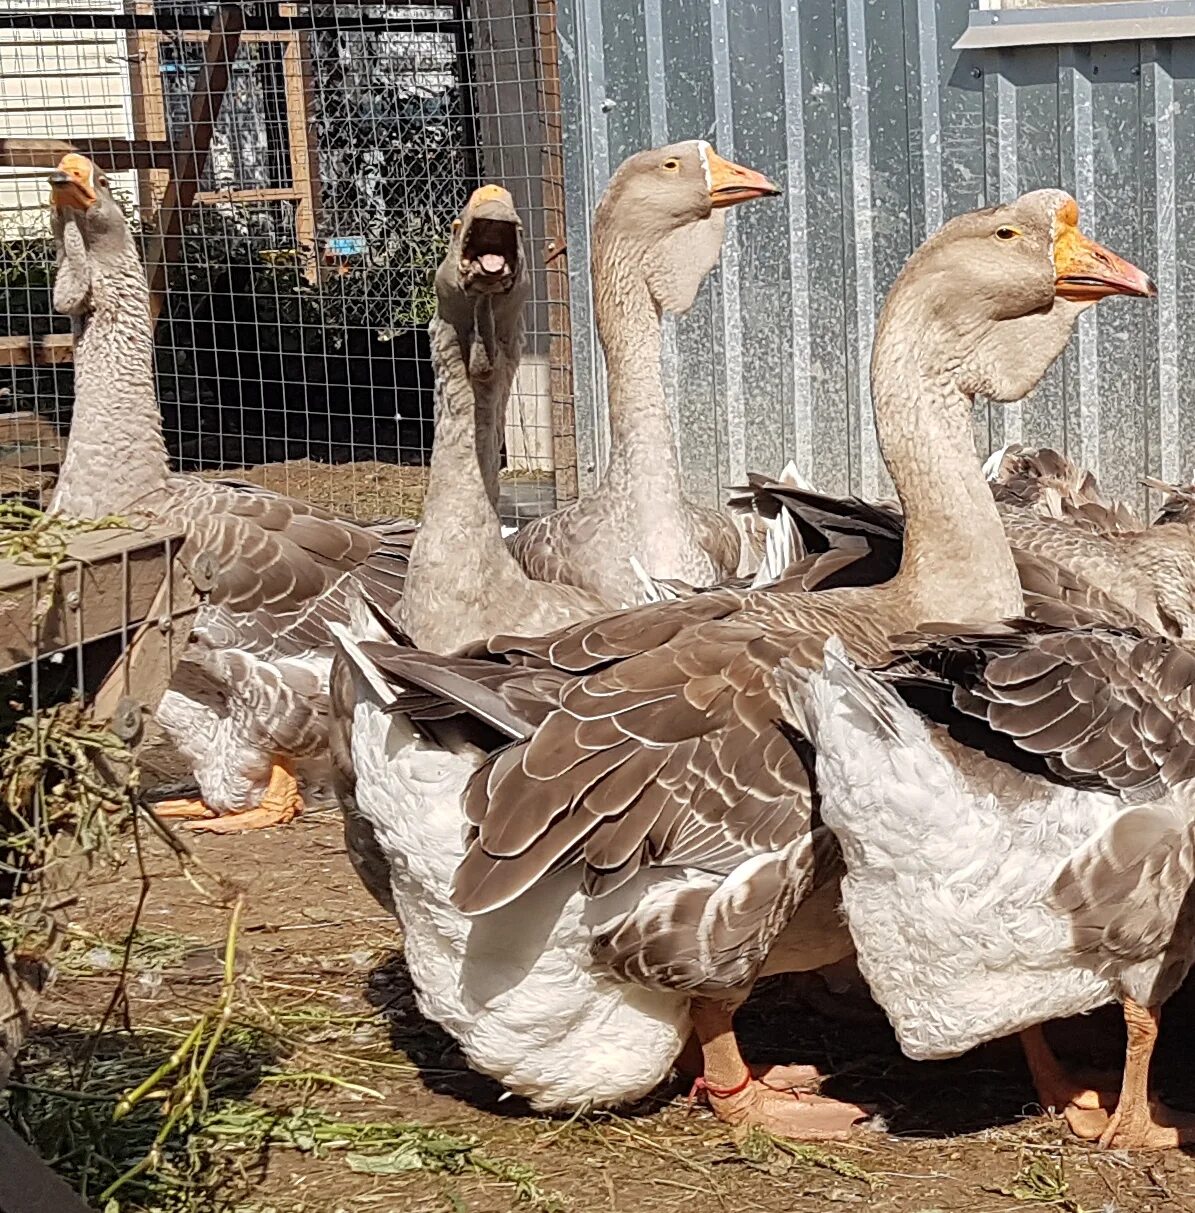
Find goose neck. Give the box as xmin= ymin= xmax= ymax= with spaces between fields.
xmin=50 ymin=254 xmax=168 ymax=519
xmin=413 ymin=313 xmax=522 ymax=592
xmin=593 ymin=240 xmax=684 ymax=501
xmin=873 ymin=328 xmax=1024 ymax=622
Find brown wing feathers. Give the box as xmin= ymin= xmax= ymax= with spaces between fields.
xmin=449 ymin=600 xmax=827 ymax=917
xmin=883 ymin=626 xmax=1195 ymax=796
xmin=181 ymin=478 xmax=415 ymax=658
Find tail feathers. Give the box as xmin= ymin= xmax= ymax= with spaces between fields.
xmin=776 ymin=459 xmax=816 ymax=491
xmin=750 ymin=506 xmax=799 ymax=589
xmin=775 ymin=638 xmax=913 ymax=754
xmin=328 ymin=619 xmax=400 ymax=708
xmin=363 ymin=649 xmax=535 ymax=742
xmin=982 ymin=442 xmax=1014 ymax=482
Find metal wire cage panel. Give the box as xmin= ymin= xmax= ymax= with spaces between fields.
xmin=0 ymin=0 xmax=574 ymax=526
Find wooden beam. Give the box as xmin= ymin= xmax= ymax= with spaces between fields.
xmin=534 ymin=0 xmax=577 ymax=505
xmin=193 ymin=185 xmax=303 ymax=205
xmin=168 ymin=28 xmax=305 ymax=43
xmin=143 ymin=3 xmax=245 ymax=323
xmin=0 ymin=334 xmax=77 ymax=368
xmin=282 ymin=32 xmax=321 ymax=282
xmin=0 ymin=136 xmax=173 ymax=173
xmin=126 ymin=9 xmax=169 ymax=221
xmin=0 ymin=523 xmax=184 ymax=674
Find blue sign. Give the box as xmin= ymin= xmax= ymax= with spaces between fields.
xmin=326 ymin=236 xmax=367 ymax=256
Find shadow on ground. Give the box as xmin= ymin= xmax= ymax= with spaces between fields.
xmin=365 ymin=947 xmax=1195 ymax=1147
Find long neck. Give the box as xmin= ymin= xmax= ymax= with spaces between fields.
xmin=470 ymin=294 xmax=518 ymax=509
xmin=873 ymin=328 xmax=1023 ymax=622
xmin=51 ymin=249 xmax=168 ymax=517
xmin=410 ymin=312 xmax=526 ymax=607
xmin=593 ymin=236 xmax=686 ymax=505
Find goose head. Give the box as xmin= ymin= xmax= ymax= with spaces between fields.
xmin=449 ymin=184 xmax=525 ymax=297
xmin=47 ymin=153 xmax=134 ymax=264
xmin=877 ymin=189 xmax=1155 ymax=404
xmin=594 ymin=140 xmax=778 ymax=314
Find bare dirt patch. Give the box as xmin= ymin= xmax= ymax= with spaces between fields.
xmin=8 ymin=808 xmax=1195 ymax=1212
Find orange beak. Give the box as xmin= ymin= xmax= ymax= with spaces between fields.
xmin=468 ymin=184 xmax=514 ymax=210
xmin=1053 ymin=200 xmax=1156 ymax=302
xmin=48 ymin=153 xmax=97 ymax=212
xmin=705 ymin=147 xmax=779 ymax=209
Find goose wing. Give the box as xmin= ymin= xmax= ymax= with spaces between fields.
xmin=448 ymin=587 xmax=892 ymax=922
xmin=881 ymin=624 xmax=1195 ymax=797
xmin=174 ymin=477 xmax=414 ymax=660
xmin=507 ymin=502 xmax=592 ymax=588
xmin=1050 ymin=801 xmax=1195 ymax=985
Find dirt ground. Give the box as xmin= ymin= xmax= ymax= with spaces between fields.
xmin=7 ymin=456 xmax=1195 ymax=1210
xmin=10 ymin=801 xmax=1195 ymax=1213
xmin=201 ymin=458 xmax=557 ymax=526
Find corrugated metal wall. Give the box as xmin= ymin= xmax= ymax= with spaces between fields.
xmin=556 ymin=0 xmax=1186 ymax=513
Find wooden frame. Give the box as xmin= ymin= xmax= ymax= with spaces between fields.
xmin=533 ymin=0 xmax=576 ymax=504
xmin=0 ymin=523 xmax=188 ymax=674
xmin=0 ymin=0 xmax=324 ymax=365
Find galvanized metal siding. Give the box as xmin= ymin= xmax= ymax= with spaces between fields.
xmin=558 ymin=0 xmax=1184 ymax=512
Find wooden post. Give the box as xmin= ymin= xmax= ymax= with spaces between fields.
xmin=142 ymin=3 xmax=245 ymax=323
xmin=534 ymin=0 xmax=576 ymax=504
xmin=125 ymin=3 xmax=170 ymax=222
xmin=282 ymin=31 xmax=322 ymax=283
xmin=470 ymin=0 xmax=561 ymax=479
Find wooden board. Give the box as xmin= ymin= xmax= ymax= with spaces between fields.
xmin=0 ymin=411 xmax=65 ymax=471
xmin=92 ymin=551 xmax=202 ymax=742
xmin=0 ymin=136 xmax=174 ymax=173
xmin=143 ymin=4 xmax=245 ymax=322
xmin=0 ymin=335 xmax=76 ymax=371
xmin=0 ymin=523 xmax=184 ymax=674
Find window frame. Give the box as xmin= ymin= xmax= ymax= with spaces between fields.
xmin=955 ymin=0 xmax=1195 ymax=50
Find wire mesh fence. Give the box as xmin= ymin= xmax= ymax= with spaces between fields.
xmin=0 ymin=0 xmax=573 ymax=526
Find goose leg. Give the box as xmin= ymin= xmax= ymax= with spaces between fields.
xmin=688 ymin=998 xmax=869 ymax=1139
xmin=184 ymin=760 xmax=305 ymax=833
xmin=675 ymin=1030 xmax=821 ymax=1091
xmin=1093 ymin=1000 xmax=1195 ymax=1150
xmin=151 ymin=796 xmax=214 ymax=821
xmin=1020 ymin=1024 xmax=1119 ymax=1133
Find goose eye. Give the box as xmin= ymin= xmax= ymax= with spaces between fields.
xmin=661 ymin=158 xmax=680 ymax=172
xmin=96 ymin=175 xmax=108 ymax=189
xmin=995 ymin=226 xmax=1019 ymax=241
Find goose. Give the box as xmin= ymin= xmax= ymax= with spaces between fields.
xmin=330 ymin=183 xmax=619 ymax=918
xmin=330 ymin=191 xmax=1154 ymax=1134
xmin=741 ymin=472 xmax=1195 ymax=640
xmin=396 ymin=184 xmax=611 ymax=653
xmin=643 ymin=442 xmax=1157 ymax=608
xmin=784 ymin=623 xmax=1195 ymax=1150
xmin=984 ymin=443 xmax=1144 ymax=532
xmin=46 ymin=153 xmax=413 ymax=831
xmin=509 ymin=142 xmax=780 ymax=604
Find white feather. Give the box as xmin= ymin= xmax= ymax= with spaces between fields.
xmin=341 ymin=661 xmax=691 ymax=1111
xmin=785 ymin=644 xmax=1137 ymax=1062
xmin=982 ymin=443 xmax=1012 ymax=482
xmin=776 ymin=458 xmax=815 ymax=491
xmin=750 ymin=508 xmax=798 ymax=589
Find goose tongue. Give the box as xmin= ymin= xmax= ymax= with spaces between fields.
xmin=479 ymin=252 xmax=507 ymax=275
